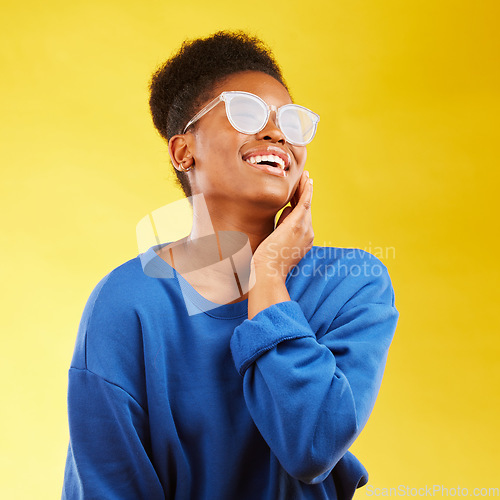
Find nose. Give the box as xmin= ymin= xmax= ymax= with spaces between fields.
xmin=255 ymin=110 xmax=286 ymax=145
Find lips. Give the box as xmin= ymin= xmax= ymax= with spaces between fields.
xmin=242 ymin=145 xmax=291 ymax=171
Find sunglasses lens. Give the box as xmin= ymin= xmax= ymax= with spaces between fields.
xmin=225 ymin=93 xmax=318 ymax=145
xmin=227 ymin=94 xmax=268 ymax=133
xmin=280 ymin=106 xmax=317 ymax=145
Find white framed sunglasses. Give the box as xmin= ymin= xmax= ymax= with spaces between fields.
xmin=182 ymin=91 xmax=320 ymax=146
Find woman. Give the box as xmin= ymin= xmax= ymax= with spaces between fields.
xmin=62 ymin=30 xmax=399 ymax=499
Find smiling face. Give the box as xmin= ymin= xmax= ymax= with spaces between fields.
xmin=176 ymin=71 xmax=308 ymax=215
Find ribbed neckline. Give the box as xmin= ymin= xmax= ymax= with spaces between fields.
xmin=139 ymin=244 xmax=249 ymax=319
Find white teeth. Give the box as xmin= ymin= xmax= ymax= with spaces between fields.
xmin=245 ymin=154 xmax=286 ymax=170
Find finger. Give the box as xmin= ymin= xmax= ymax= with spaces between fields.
xmin=297 ymin=175 xmax=313 ymax=212
xmin=284 ymin=175 xmax=313 ymax=231
xmin=306 ymin=177 xmax=313 ymax=208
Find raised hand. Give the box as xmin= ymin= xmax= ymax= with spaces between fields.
xmin=252 ymin=170 xmax=314 ymax=281
xmin=248 ymin=170 xmax=314 ymax=319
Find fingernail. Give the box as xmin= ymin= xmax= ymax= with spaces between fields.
xmin=304 ymin=170 xmax=310 ymax=177
xmin=309 ymin=178 xmax=313 ymax=185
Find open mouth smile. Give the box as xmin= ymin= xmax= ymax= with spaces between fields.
xmin=242 ymin=148 xmax=291 ymax=178
xmin=244 ymin=156 xmax=288 ymax=178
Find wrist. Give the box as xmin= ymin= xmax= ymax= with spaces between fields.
xmin=247 ymin=267 xmax=290 ymax=319
xmin=251 ymin=259 xmax=288 ymax=283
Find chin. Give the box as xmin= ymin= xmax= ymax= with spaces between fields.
xmin=250 ymin=186 xmax=290 ymax=211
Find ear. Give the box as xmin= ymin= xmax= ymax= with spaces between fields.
xmin=168 ymin=134 xmax=195 ymax=171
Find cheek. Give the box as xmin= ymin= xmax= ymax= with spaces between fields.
xmin=197 ymin=126 xmax=242 ymax=162
xmin=298 ymin=147 xmax=307 ymax=167
xmin=291 ymin=147 xmax=307 ymax=177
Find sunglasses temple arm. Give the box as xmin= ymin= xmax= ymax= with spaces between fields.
xmin=182 ymin=95 xmax=223 ymax=134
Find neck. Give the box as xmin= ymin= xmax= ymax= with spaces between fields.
xmin=161 ymin=193 xmax=280 ymax=305
xmin=189 ymin=193 xmax=276 ymax=253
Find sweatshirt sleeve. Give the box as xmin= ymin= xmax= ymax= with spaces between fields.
xmin=62 ymin=368 xmax=164 ymax=500
xmin=62 ymin=271 xmax=165 ymax=499
xmin=230 ymin=256 xmax=399 ymax=485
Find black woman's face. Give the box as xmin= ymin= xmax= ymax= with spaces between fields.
xmin=186 ymin=71 xmax=308 ymax=212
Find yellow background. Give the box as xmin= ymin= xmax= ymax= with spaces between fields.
xmin=1 ymin=0 xmax=498 ymax=497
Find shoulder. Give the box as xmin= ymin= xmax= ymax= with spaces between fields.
xmin=69 ymin=252 xmax=174 ymax=401
xmin=83 ymin=247 xmax=177 ymax=318
xmin=288 ymin=245 xmax=397 ymax=310
xmin=287 ymin=246 xmax=398 ymax=342
xmin=81 ymin=256 xmax=150 ymax=322
xmin=294 ymin=245 xmax=392 ymax=284
xmin=303 ymin=245 xmax=389 ymax=271
xmin=71 ymin=255 xmax=146 ymax=360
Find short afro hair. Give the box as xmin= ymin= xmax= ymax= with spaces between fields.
xmin=149 ymin=30 xmax=289 ymax=198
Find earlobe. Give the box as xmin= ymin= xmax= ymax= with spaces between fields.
xmin=177 ymin=159 xmax=194 ymax=172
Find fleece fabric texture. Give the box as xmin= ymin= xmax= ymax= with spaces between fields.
xmin=62 ymin=244 xmax=399 ymax=500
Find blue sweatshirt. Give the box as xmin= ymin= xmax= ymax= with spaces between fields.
xmin=62 ymin=244 xmax=399 ymax=499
